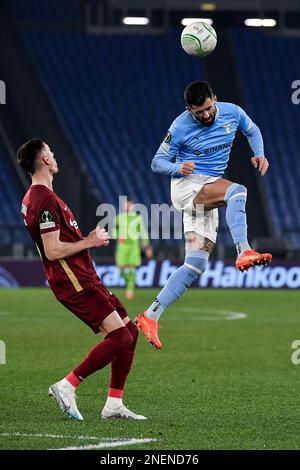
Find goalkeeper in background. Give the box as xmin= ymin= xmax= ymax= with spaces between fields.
xmin=113 ymin=198 xmax=153 ymax=300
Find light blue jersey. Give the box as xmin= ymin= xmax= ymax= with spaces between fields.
xmin=151 ymin=102 xmax=264 ymax=177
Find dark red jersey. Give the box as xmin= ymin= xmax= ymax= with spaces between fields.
xmin=21 ymin=184 xmax=100 ymax=298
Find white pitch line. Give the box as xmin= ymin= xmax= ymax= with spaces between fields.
xmin=0 ymin=433 xmax=157 ymax=451
xmin=175 ymin=308 xmax=247 ymax=321
xmin=54 ymin=438 xmax=157 ymax=451
xmin=0 ymin=432 xmax=112 ymax=440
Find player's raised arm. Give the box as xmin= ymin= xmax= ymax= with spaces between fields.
xmin=237 ymin=105 xmax=269 ymax=176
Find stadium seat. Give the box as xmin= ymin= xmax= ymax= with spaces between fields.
xmin=0 ymin=141 xmax=29 ymax=243
xmin=22 ymin=29 xmax=226 ymax=243
xmin=232 ymin=28 xmax=300 ymax=246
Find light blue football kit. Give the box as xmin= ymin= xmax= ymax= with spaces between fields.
xmin=146 ymin=102 xmax=265 ymax=320
xmin=151 ymin=102 xmax=264 ymax=177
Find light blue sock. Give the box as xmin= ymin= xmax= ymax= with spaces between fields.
xmin=146 ymin=250 xmax=209 ymax=321
xmin=224 ymin=183 xmax=251 ymax=255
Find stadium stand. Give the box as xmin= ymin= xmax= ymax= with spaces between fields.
xmin=233 ymin=28 xmax=300 ymax=246
xmin=21 ymin=30 xmax=233 ymax=248
xmin=0 ymin=141 xmax=29 ymax=244
xmin=9 ymin=0 xmax=80 ymax=22
xmin=2 ymin=23 xmax=299 ymax=252
xmin=22 ymin=30 xmax=202 ymax=207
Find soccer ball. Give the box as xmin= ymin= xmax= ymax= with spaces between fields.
xmin=181 ymin=21 xmax=217 ymax=58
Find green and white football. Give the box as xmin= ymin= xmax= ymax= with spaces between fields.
xmin=181 ymin=21 xmax=217 ymax=58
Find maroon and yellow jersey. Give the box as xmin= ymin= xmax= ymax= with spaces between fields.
xmin=21 ymin=184 xmax=99 ymax=298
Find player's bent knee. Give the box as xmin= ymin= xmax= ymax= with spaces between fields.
xmin=225 ymin=183 xmax=247 ymax=203
xmin=234 ymin=183 xmax=247 ymax=194
xmin=118 ymin=327 xmax=134 ymax=350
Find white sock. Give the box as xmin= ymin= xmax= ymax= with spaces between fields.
xmin=146 ymin=299 xmax=165 ymax=321
xmin=105 ymin=396 xmax=122 ymax=409
xmin=60 ymin=378 xmax=75 ymax=391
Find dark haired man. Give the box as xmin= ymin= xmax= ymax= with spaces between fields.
xmin=18 ymin=138 xmax=146 ymax=420
xmin=135 ymin=81 xmax=272 ymax=349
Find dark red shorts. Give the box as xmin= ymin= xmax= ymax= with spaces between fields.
xmin=56 ymin=283 xmax=128 ymax=333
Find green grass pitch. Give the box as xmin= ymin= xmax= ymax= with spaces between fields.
xmin=1 ymin=288 xmax=300 ymax=450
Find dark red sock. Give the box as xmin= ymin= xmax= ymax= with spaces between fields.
xmin=73 ymin=326 xmax=133 ymax=381
xmin=109 ymin=320 xmax=139 ymax=392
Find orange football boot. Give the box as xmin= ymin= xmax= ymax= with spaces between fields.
xmin=134 ymin=312 xmax=162 ymax=349
xmin=236 ymin=249 xmax=272 ymax=272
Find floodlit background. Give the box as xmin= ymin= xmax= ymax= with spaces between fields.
xmin=0 ymin=0 xmax=300 ymax=451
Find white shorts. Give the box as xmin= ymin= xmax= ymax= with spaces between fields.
xmin=171 ymin=174 xmax=220 ymax=243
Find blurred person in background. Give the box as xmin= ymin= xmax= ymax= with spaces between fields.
xmin=113 ymin=197 xmax=153 ymax=300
